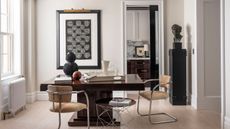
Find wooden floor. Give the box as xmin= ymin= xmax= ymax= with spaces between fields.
xmin=0 ymin=98 xmax=220 ymax=129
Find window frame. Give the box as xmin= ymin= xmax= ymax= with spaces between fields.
xmin=0 ymin=0 xmax=14 ymax=77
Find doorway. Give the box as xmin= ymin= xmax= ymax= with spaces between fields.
xmin=122 ymin=0 xmax=164 ymax=79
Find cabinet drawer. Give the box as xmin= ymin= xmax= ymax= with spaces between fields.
xmin=138 ymin=73 xmax=150 ymax=79
xmin=136 ymin=68 xmax=148 ymax=73
xmin=134 ymin=60 xmax=149 ymax=65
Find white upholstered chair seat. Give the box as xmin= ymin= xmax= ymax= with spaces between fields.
xmin=139 ymin=91 xmax=168 ymax=101
xmin=50 ymin=102 xmax=86 ymax=113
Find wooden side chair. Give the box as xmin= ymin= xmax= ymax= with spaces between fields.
xmin=137 ymin=75 xmax=177 ymax=124
xmin=47 ymin=85 xmax=90 ymax=129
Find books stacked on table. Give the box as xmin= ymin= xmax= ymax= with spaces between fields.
xmin=109 ymin=98 xmax=132 ymax=107
xmin=54 ymin=75 xmax=72 ymax=84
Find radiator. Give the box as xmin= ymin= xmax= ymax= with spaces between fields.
xmin=9 ymin=78 xmax=26 ymax=116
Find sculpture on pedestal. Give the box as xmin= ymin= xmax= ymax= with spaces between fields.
xmin=171 ymin=24 xmax=183 ymax=42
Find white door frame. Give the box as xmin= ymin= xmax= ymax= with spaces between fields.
xmin=121 ymin=0 xmax=164 ymax=75
xmin=221 ymin=0 xmax=226 ymax=128
xmin=220 ymin=0 xmax=225 ymax=128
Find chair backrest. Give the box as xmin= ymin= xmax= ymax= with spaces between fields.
xmin=47 ymin=85 xmax=72 ymax=103
xmin=159 ymin=75 xmax=171 ymax=89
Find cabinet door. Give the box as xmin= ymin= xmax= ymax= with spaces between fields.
xmin=126 ymin=11 xmax=135 ymax=41
xmin=138 ymin=10 xmax=150 ymax=41
xmin=126 ymin=10 xmax=150 ymax=42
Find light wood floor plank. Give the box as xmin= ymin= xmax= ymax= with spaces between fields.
xmin=0 ymin=98 xmax=220 ymax=129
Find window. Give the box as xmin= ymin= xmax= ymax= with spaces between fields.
xmin=0 ymin=0 xmax=21 ymax=78
xmin=0 ymin=0 xmax=14 ymax=77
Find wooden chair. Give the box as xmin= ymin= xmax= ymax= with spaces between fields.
xmin=137 ymin=75 xmax=177 ymax=124
xmin=47 ymin=85 xmax=90 ymax=129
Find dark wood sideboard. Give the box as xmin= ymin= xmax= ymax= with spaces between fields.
xmin=127 ymin=60 xmax=151 ymax=80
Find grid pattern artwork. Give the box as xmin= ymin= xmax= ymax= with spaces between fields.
xmin=66 ymin=20 xmax=91 ymax=59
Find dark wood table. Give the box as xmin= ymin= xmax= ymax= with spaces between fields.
xmin=40 ymin=74 xmax=144 ymax=126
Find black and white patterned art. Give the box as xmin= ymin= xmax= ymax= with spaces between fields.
xmin=66 ymin=20 xmax=91 ymax=59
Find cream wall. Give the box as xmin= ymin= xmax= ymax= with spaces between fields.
xmin=35 ymin=0 xmax=184 ymax=91
xmin=164 ymin=0 xmax=184 ymax=74
xmin=24 ymin=0 xmax=37 ymax=103
xmin=184 ymin=0 xmax=196 ymax=106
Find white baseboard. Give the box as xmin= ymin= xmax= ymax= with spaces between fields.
xmin=0 ymin=103 xmax=8 ymax=112
xmin=26 ymin=92 xmax=36 ymax=103
xmin=0 ymin=102 xmax=8 ymax=120
xmin=225 ymin=116 xmax=230 ymax=129
xmin=0 ymin=97 xmax=9 ymax=112
xmin=126 ymin=91 xmax=138 ymax=95
xmin=36 ymin=91 xmax=48 ymax=101
xmin=191 ymin=94 xmax=198 ymax=109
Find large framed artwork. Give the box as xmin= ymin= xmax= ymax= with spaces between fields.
xmin=56 ymin=10 xmax=101 ymax=69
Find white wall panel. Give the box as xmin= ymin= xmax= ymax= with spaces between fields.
xmin=196 ymin=0 xmax=221 ymax=112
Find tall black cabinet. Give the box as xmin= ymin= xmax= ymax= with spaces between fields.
xmin=169 ymin=43 xmax=187 ymax=105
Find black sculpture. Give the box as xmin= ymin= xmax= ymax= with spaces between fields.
xmin=171 ymin=24 xmax=183 ymax=42
xmin=63 ymin=52 xmax=79 ymax=76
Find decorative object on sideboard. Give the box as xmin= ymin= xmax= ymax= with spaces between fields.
xmin=127 ymin=40 xmax=149 ymax=58
xmin=72 ymin=71 xmax=82 ymax=81
xmin=135 ymin=46 xmax=145 ymax=57
xmin=63 ymin=52 xmax=79 ymax=76
xmin=56 ymin=9 xmax=101 ymax=69
xmin=144 ymin=44 xmax=149 ymax=57
xmin=101 ymin=60 xmax=110 ymax=75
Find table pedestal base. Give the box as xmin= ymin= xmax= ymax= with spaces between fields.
xmin=68 ymin=112 xmax=120 ymax=126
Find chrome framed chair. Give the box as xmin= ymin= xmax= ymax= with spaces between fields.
xmin=137 ymin=75 xmax=177 ymax=124
xmin=47 ymin=85 xmax=90 ymax=129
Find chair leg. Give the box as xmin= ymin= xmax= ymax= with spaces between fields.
xmin=137 ymin=94 xmax=154 ymax=116
xmin=58 ymin=111 xmax=61 ymax=129
xmin=96 ymin=104 xmax=99 ymax=126
xmin=137 ymin=92 xmax=145 ymax=116
xmin=84 ymin=92 xmax=90 ymax=129
xmin=86 ymin=106 xmax=90 ymax=129
xmin=137 ymin=95 xmax=177 ymax=124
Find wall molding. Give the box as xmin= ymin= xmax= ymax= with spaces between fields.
xmin=191 ymin=94 xmax=197 ymax=109
xmin=0 ymin=102 xmax=8 ymax=112
xmin=225 ymin=116 xmax=230 ymax=129
xmin=26 ymin=92 xmax=36 ymax=103
xmin=0 ymin=100 xmax=8 ymax=120
xmin=36 ymin=91 xmax=48 ymax=101
xmin=0 ymin=97 xmax=9 ymax=113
